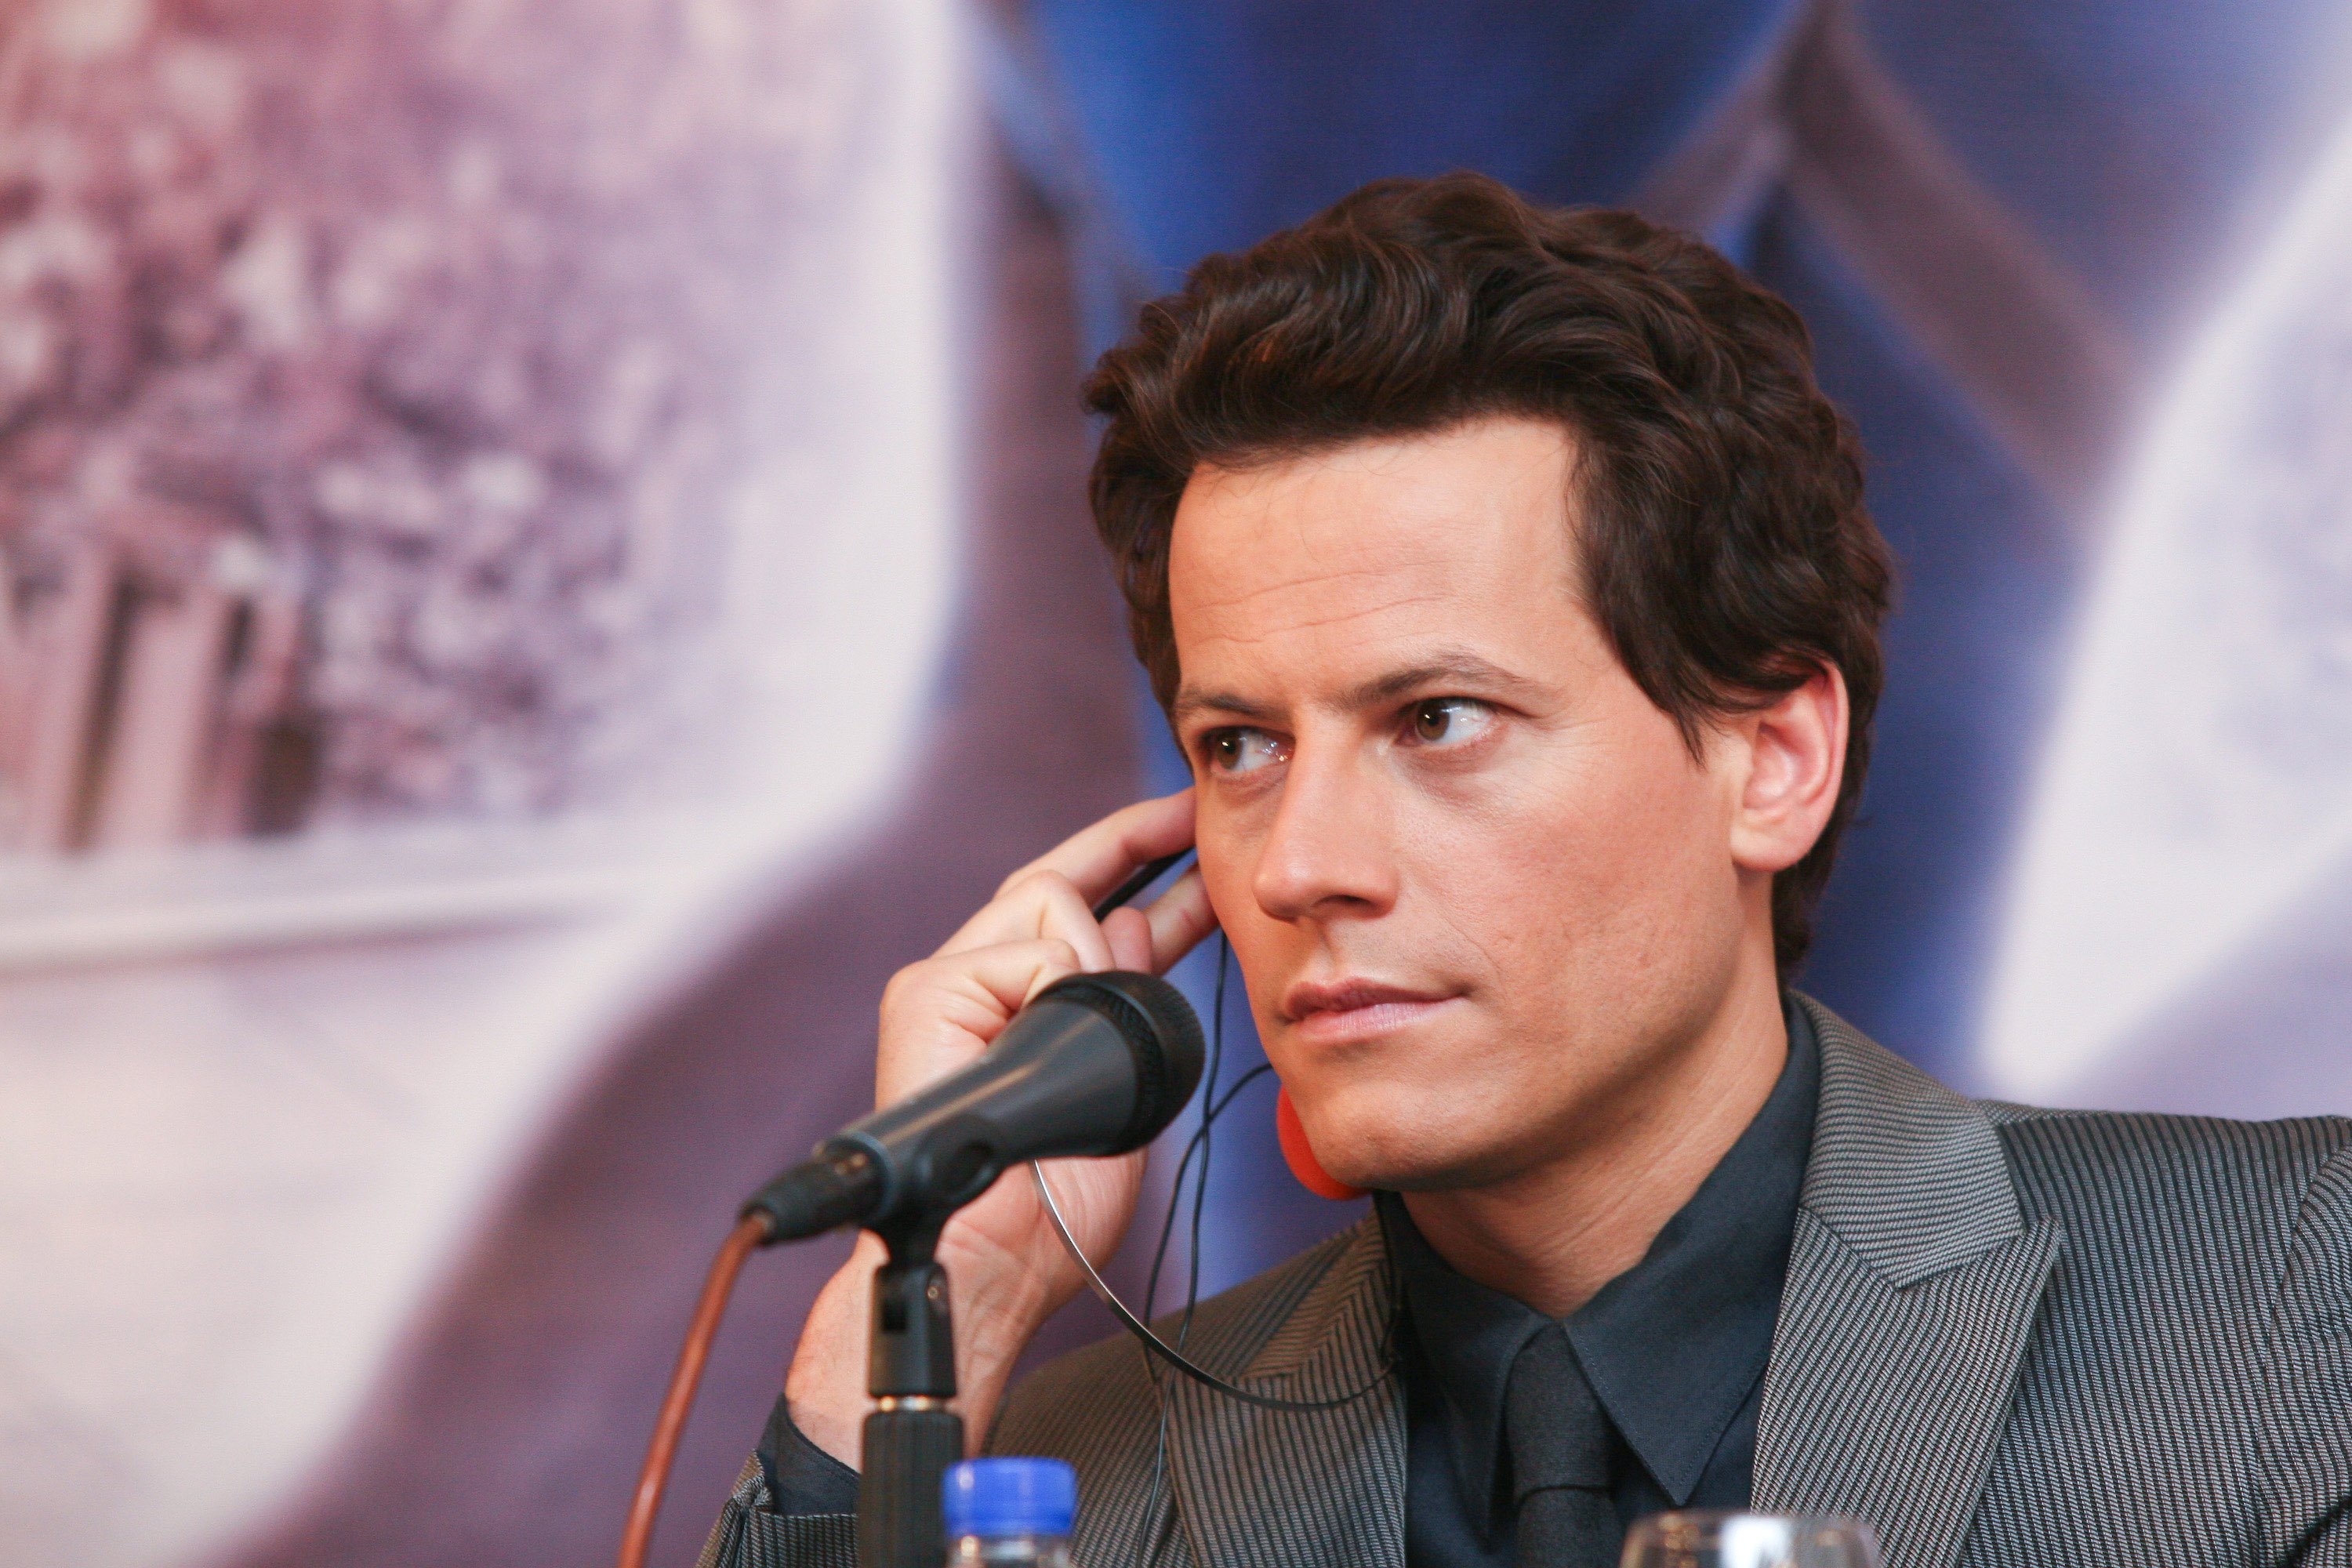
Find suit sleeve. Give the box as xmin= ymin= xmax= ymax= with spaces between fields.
xmin=695 ymin=1395 xmax=858 ymax=1568
xmin=2266 ymin=1144 xmax=2352 ymax=1566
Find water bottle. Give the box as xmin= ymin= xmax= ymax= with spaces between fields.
xmin=942 ymin=1457 xmax=1078 ymax=1566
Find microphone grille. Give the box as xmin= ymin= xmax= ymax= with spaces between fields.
xmin=1036 ymin=971 xmax=1205 ymax=1152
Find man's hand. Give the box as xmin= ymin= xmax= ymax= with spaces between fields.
xmin=783 ymin=790 xmax=1217 ymax=1466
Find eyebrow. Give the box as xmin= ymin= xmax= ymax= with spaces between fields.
xmin=1171 ymin=648 xmax=1542 ymax=728
xmin=1341 ymin=651 xmax=1544 ymax=708
xmin=1169 ymin=686 xmax=1279 ymax=728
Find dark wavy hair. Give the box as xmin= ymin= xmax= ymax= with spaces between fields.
xmin=1083 ymin=172 xmax=1894 ymax=973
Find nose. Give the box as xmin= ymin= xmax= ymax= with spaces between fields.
xmin=1250 ymin=741 xmax=1399 ymax=924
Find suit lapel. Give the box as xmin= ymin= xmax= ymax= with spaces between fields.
xmin=1754 ymin=999 xmax=2061 ymax=1568
xmin=1161 ymin=1218 xmax=1406 ymax=1568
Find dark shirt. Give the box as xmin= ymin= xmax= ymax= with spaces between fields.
xmin=757 ymin=1388 xmax=858 ymax=1517
xmin=754 ymin=1003 xmax=1820 ymax=1553
xmin=1386 ymin=1001 xmax=1818 ymax=1566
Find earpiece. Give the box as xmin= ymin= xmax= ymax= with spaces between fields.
xmin=1275 ymin=1083 xmax=1370 ymax=1200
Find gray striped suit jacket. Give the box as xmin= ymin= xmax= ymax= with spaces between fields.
xmin=702 ymin=997 xmax=2352 ymax=1567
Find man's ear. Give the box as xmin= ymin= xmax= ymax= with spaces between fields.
xmin=1727 ymin=666 xmax=1847 ymax=876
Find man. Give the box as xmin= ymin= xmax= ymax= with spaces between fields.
xmin=702 ymin=175 xmax=2352 ymax=1568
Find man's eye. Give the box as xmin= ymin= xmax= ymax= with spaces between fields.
xmin=1205 ymin=728 xmax=1287 ymax=775
xmin=1404 ymin=698 xmax=1495 ymax=747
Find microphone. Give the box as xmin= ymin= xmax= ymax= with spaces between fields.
xmin=742 ymin=971 xmax=1205 ymax=1243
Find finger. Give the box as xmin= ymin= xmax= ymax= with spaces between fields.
xmin=938 ymin=867 xmax=1118 ymax=971
xmin=888 ymin=938 xmax=1085 ymax=1033
xmin=939 ymin=791 xmax=1194 ymax=960
xmin=1100 ymin=905 xmax=1154 ymax=972
xmin=1143 ymin=868 xmax=1219 ymax=974
xmin=996 ymin=789 xmax=1195 ymax=908
xmin=878 ymin=938 xmax=1083 ymax=1103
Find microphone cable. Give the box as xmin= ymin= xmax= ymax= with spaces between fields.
xmin=617 ymin=1210 xmax=773 ymax=1568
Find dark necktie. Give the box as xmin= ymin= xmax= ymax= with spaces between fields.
xmin=1504 ymin=1323 xmax=1624 ymax=1568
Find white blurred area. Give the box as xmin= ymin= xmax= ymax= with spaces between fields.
xmin=0 ymin=1 xmax=964 ymax=1565
xmin=1983 ymin=111 xmax=2352 ymax=1114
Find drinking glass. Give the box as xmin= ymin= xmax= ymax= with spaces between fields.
xmin=1619 ymin=1511 xmax=1883 ymax=1568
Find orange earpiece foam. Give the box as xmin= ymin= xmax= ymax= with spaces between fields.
xmin=1275 ymin=1083 xmax=1370 ymax=1200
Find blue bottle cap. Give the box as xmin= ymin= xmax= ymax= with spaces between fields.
xmin=942 ymin=1457 xmax=1078 ymax=1538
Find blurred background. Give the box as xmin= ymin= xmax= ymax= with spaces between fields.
xmin=2 ymin=1 xmax=2350 ymax=1564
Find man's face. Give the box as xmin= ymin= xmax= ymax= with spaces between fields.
xmin=1168 ymin=416 xmax=1769 ymax=1191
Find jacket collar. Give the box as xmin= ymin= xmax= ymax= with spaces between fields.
xmin=1791 ymin=994 xmax=2028 ymax=1283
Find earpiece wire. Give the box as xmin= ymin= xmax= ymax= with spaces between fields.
xmin=1031 ymin=1154 xmax=1393 ymax=1414
xmin=1028 ymin=947 xmax=1397 ymax=1416
xmin=1135 ymin=932 xmax=1229 ymax=1562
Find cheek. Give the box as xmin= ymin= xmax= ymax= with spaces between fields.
xmin=1548 ymin=750 xmax=1745 ymax=1010
xmin=1192 ymin=800 xmax=1278 ymax=964
xmin=1409 ymin=734 xmax=1726 ymax=975
xmin=1192 ymin=795 xmax=1248 ymax=920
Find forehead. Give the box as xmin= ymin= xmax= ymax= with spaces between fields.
xmin=1166 ymin=417 xmax=1588 ymax=697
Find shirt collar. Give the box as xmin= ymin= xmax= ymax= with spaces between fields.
xmin=1377 ymin=998 xmax=1820 ymax=1532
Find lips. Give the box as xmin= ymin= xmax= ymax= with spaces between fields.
xmin=1281 ymin=977 xmax=1461 ymax=1042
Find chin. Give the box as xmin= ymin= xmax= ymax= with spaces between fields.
xmin=1337 ymin=1142 xmax=1511 ymax=1193
xmin=1292 ymin=1083 xmax=1505 ymax=1192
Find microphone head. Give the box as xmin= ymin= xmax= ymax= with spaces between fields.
xmin=1029 ymin=971 xmax=1205 ymax=1152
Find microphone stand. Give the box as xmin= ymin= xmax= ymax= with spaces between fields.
xmin=859 ymin=1211 xmax=963 ymax=1568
